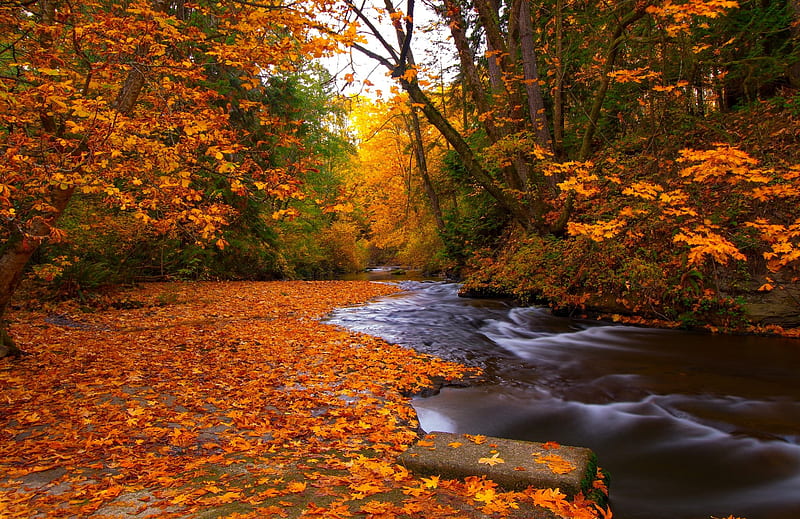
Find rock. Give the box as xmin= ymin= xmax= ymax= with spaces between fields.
xmin=741 ymin=282 xmax=800 ymax=327
xmin=398 ymin=431 xmax=600 ymax=499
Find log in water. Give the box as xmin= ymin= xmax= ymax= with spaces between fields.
xmin=327 ymin=281 xmax=800 ymax=519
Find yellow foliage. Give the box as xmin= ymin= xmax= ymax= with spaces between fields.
xmin=568 ymin=219 xmax=626 ymax=242
xmin=673 ymin=225 xmax=746 ymax=265
xmin=622 ymin=181 xmax=664 ymax=200
xmin=344 ymin=97 xmax=445 ymax=265
xmin=483 ymin=131 xmax=551 ymax=168
xmin=646 ymin=1 xmax=739 ymax=36
xmin=550 ymin=161 xmax=599 ymax=197
xmin=607 ymin=68 xmax=661 ymax=84
xmin=746 ymin=219 xmax=800 ymax=271
xmin=0 ymin=0 xmax=355 ymax=261
xmin=677 ymin=145 xmax=768 ymax=184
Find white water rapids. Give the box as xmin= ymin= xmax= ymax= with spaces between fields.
xmin=327 ymin=281 xmax=800 ymax=519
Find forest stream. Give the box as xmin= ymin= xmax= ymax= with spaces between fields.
xmin=327 ymin=279 xmax=800 ymax=519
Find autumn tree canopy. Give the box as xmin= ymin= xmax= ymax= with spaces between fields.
xmin=335 ymin=0 xmax=800 ymax=329
xmin=0 ymin=0 xmax=364 ymax=356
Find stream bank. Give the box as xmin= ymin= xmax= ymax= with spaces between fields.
xmin=457 ymin=231 xmax=800 ymax=336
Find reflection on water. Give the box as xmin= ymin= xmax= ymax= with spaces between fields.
xmin=327 ymin=282 xmax=800 ymax=519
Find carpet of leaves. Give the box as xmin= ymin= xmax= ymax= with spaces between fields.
xmin=0 ymin=281 xmax=607 ymax=518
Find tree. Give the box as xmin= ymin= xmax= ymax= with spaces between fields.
xmin=0 ymin=0 xmax=350 ymax=357
xmin=344 ymin=95 xmax=448 ymax=267
xmin=338 ymin=0 xmax=752 ymax=238
xmin=342 ymin=0 xmax=551 ymax=232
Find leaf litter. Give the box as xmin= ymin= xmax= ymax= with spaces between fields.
xmin=1 ymin=281 xmax=608 ymax=518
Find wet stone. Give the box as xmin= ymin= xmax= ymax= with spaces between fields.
xmin=20 ymin=466 xmax=69 ymax=491
xmin=398 ymin=431 xmax=598 ymax=498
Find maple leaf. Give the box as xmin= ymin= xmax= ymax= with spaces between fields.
xmin=478 ymin=453 xmax=505 ymax=466
xmin=421 ymin=475 xmax=440 ymax=489
xmin=534 ymin=453 xmax=577 ymax=474
xmin=286 ymin=481 xmax=307 ymax=493
xmin=465 ymin=434 xmax=487 ymax=445
xmin=474 ymin=488 xmax=497 ymax=504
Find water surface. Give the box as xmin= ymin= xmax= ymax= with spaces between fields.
xmin=327 ymin=282 xmax=800 ymax=519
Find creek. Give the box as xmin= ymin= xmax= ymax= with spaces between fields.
xmin=327 ymin=280 xmax=800 ymax=519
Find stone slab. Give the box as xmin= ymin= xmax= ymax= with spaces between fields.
xmin=398 ymin=431 xmax=598 ymax=498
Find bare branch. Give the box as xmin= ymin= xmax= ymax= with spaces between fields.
xmin=349 ymin=42 xmax=396 ymax=71
xmin=397 ymin=0 xmax=415 ymax=70
xmin=344 ymin=0 xmax=400 ymax=63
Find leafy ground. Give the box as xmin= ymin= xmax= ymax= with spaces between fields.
xmin=0 ymin=281 xmax=608 ymax=518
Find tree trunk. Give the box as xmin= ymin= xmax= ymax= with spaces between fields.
xmin=408 ymin=109 xmax=446 ymax=232
xmin=382 ymin=0 xmax=446 ymax=233
xmin=579 ymin=5 xmax=646 ymax=160
xmin=443 ymin=0 xmax=531 ymax=197
xmin=444 ymin=0 xmax=502 ymax=142
xmin=518 ymin=0 xmax=552 ymax=150
xmin=114 ymin=65 xmax=146 ymax=114
xmin=0 ymin=0 xmax=155 ymax=358
xmin=553 ymin=0 xmax=565 ymax=159
xmin=352 ymin=0 xmax=547 ymax=231
xmin=400 ymin=79 xmax=536 ymax=231
xmin=0 ymin=186 xmax=75 ymax=357
xmin=0 ymin=314 xmax=19 ymax=358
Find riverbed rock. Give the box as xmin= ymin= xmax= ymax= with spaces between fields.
xmin=398 ymin=431 xmax=599 ymax=499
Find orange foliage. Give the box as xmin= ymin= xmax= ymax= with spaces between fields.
xmin=0 ymin=0 xmax=353 ymax=252
xmin=0 ymin=281 xmax=609 ymax=518
xmin=345 ymin=97 xmax=446 ymax=265
xmin=567 ymin=144 xmax=800 ymax=272
xmin=646 ymin=0 xmax=739 ymax=36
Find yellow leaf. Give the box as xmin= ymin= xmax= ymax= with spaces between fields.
xmin=534 ymin=453 xmax=576 ymax=474
xmin=466 ymin=434 xmax=487 ymax=445
xmin=474 ymin=488 xmax=497 ymax=504
xmin=421 ymin=475 xmax=439 ymax=489
xmin=478 ymin=453 xmax=505 ymax=466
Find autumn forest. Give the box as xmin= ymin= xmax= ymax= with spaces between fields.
xmin=1 ymin=0 xmax=799 ymax=517
xmin=2 ymin=0 xmax=800 ymax=344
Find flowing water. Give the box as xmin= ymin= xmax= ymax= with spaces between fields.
xmin=327 ymin=281 xmax=800 ymax=519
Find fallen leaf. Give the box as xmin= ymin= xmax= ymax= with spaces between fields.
xmin=478 ymin=453 xmax=505 ymax=466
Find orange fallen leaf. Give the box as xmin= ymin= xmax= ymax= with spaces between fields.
xmin=286 ymin=481 xmax=307 ymax=493
xmin=534 ymin=453 xmax=577 ymax=474
xmin=466 ymin=434 xmax=487 ymax=445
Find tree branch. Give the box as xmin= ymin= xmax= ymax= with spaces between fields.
xmin=344 ymin=0 xmax=400 ymax=63
xmin=397 ymin=0 xmax=415 ymax=71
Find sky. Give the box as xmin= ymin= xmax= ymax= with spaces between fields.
xmin=318 ymin=0 xmax=458 ymax=99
